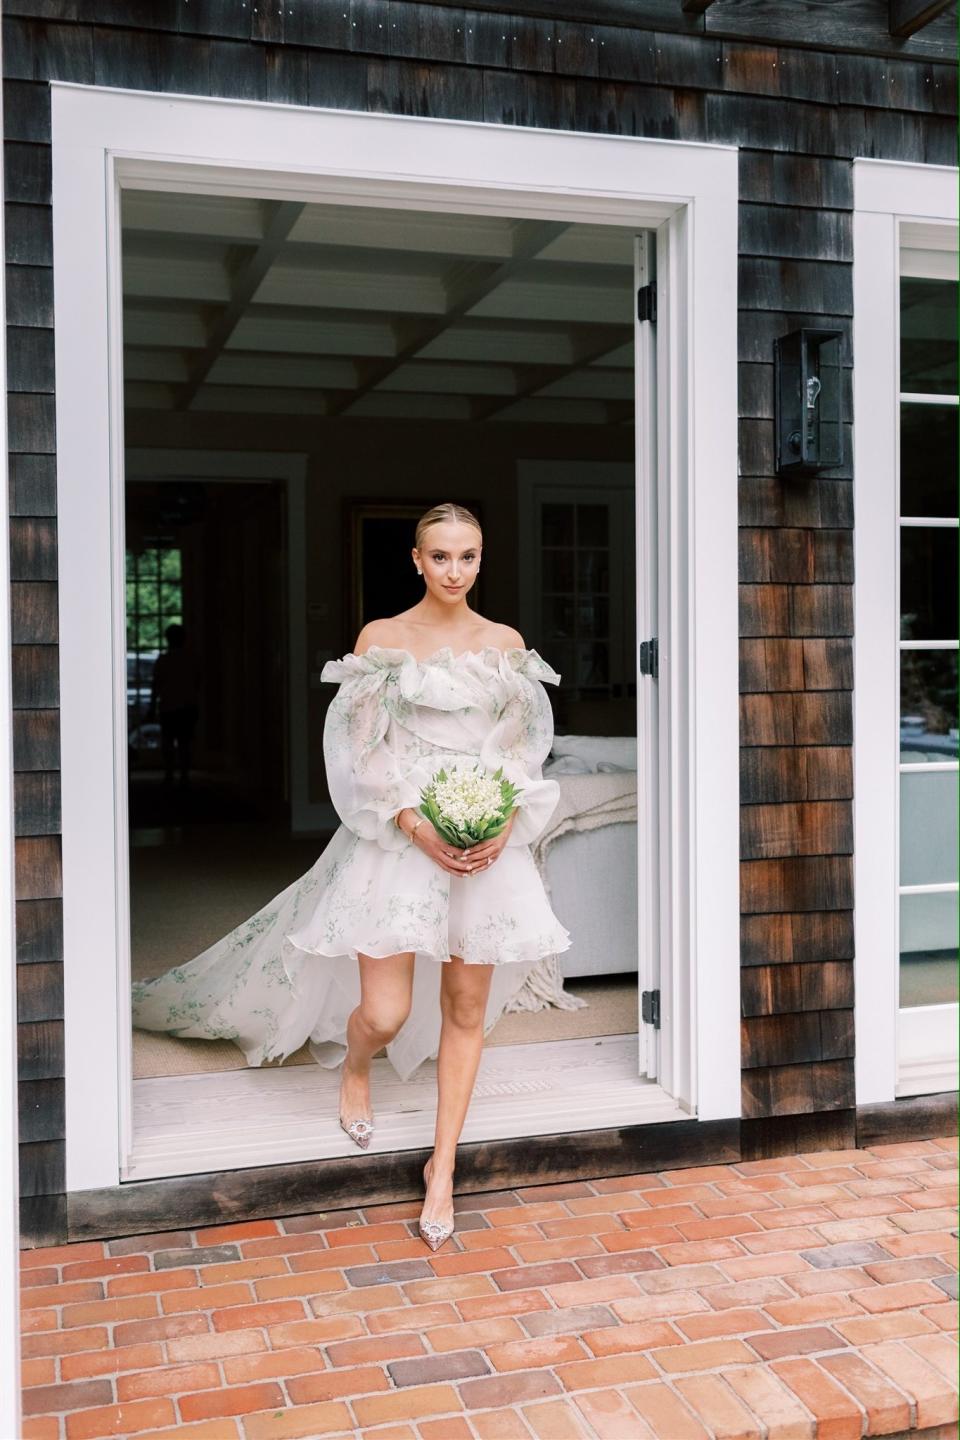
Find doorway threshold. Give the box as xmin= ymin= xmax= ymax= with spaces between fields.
xmin=125 ymin=1034 xmax=688 ymax=1181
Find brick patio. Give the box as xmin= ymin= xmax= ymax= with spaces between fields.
xmin=19 ymin=1138 xmax=959 ymax=1440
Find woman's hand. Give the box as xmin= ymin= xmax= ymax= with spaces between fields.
xmin=396 ymin=809 xmax=474 ymax=877
xmin=455 ymin=812 xmax=515 ymax=876
xmin=395 ymin=808 xmax=514 ymax=877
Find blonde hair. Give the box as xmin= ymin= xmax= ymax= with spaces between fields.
xmin=414 ymin=502 xmax=482 ymax=553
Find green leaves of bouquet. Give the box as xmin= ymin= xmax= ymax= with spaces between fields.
xmin=419 ymin=763 xmax=523 ymax=849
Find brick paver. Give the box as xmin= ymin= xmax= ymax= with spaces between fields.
xmin=18 ymin=1138 xmax=958 ymax=1439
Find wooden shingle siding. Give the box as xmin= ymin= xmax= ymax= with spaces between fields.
xmin=275 ymin=0 xmax=957 ymax=62
xmin=17 ymin=1018 xmax=63 ymax=1083
xmin=741 ymin=910 xmax=855 ymax=966
xmin=741 ymin=960 xmax=855 ymax=1015
xmin=13 ymin=772 xmax=60 ymax=834
xmin=9 ymin=454 xmax=57 ymax=514
xmin=742 ymin=1059 xmax=856 ymax=1118
xmin=740 ymin=746 xmax=853 ymax=805
xmin=736 ymin=102 xmax=857 ymax=1146
xmin=11 ymin=646 xmax=58 ymax=709
xmin=15 ymin=896 xmax=63 ymax=965
xmin=739 ymin=639 xmax=854 ymax=694
xmin=18 ymin=1076 xmax=64 ymax=1143
xmin=741 ymin=856 xmax=854 ymax=914
xmin=16 ymin=960 xmax=62 ymax=1026
xmin=740 ymin=801 xmax=853 ymax=860
xmin=4 ymin=0 xmax=957 ymax=1242
xmin=12 ymin=805 xmax=60 ymax=888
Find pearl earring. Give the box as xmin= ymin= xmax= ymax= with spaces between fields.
xmin=416 ymin=567 xmax=422 ymax=575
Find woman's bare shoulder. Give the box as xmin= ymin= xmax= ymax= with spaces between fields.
xmin=352 ymin=616 xmax=525 ymax=657
xmin=486 ymin=622 xmax=525 ymax=651
xmin=457 ymin=619 xmax=525 ymax=652
xmin=352 ymin=618 xmax=410 ymax=656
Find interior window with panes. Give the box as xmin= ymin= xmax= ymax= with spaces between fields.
xmin=126 ymin=543 xmax=184 ymax=743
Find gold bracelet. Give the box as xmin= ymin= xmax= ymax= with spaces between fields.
xmin=407 ymin=816 xmax=425 ymax=843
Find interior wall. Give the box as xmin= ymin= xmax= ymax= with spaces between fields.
xmin=123 ymin=411 xmax=634 ymax=809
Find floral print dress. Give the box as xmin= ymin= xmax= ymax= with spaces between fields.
xmin=131 ymin=645 xmax=572 ymax=1081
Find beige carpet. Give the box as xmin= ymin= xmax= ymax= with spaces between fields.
xmin=132 ymin=976 xmax=638 ymax=1078
xmin=130 ymin=822 xmax=638 ymax=1080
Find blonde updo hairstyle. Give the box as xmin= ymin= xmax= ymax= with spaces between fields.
xmin=414 ymin=502 xmax=483 ymax=553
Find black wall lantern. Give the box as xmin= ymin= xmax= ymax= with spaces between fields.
xmin=774 ymin=327 xmax=844 ymax=476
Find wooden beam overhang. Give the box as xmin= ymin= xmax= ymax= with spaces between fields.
xmin=889 ymin=0 xmax=954 ymax=34
xmin=680 ymin=0 xmax=715 ymax=12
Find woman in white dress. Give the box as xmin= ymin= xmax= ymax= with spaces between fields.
xmin=132 ymin=501 xmax=571 ymax=1250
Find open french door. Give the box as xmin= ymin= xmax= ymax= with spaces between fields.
xmin=634 ymin=230 xmax=664 ymax=1084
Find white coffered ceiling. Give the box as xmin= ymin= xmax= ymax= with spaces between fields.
xmin=121 ymin=191 xmax=637 ymax=427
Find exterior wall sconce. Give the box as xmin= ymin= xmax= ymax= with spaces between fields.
xmin=774 ymin=327 xmax=844 ymax=476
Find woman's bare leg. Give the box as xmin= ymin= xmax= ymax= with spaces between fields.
xmin=339 ymin=951 xmax=415 ymax=1126
xmin=422 ymin=955 xmax=494 ymax=1228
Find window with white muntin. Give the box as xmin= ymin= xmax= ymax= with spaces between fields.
xmin=896 ymin=227 xmax=958 ymax=1088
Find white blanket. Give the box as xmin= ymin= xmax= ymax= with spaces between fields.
xmin=504 ymin=771 xmax=638 ymax=1013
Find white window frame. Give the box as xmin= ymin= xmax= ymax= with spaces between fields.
xmin=852 ymin=157 xmax=960 ymax=1105
xmin=51 ymin=82 xmax=740 ymax=1192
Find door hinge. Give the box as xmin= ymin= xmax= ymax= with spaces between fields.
xmin=639 ymin=637 xmax=659 ymax=680
xmin=637 ymin=281 xmax=657 ymax=324
xmin=641 ymin=989 xmax=660 ymax=1029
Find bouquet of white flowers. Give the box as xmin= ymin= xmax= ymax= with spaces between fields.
xmin=418 ymin=762 xmax=523 ymax=849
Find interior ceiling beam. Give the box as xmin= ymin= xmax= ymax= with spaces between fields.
xmin=326 ymin=219 xmax=571 ymax=418
xmin=187 ymin=333 xmax=629 ymax=373
xmin=175 ymin=199 xmax=305 ymax=411
xmin=470 ymin=324 xmax=632 ymax=424
xmin=889 ymin=0 xmax=953 ymax=32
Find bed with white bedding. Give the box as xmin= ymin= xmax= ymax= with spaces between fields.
xmin=503 ymin=734 xmax=638 ymax=1014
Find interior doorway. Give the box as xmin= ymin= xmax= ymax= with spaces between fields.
xmin=125 ymin=478 xmax=288 ymax=830
xmin=118 ymin=189 xmax=678 ymax=1178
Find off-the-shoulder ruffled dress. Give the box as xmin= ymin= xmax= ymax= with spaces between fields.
xmin=132 ymin=645 xmax=572 ymax=1081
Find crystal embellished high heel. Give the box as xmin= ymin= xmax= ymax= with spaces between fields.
xmin=338 ymin=1058 xmax=374 ymax=1150
xmin=418 ymin=1157 xmax=455 ymax=1252
xmin=339 ymin=1114 xmax=374 ymax=1149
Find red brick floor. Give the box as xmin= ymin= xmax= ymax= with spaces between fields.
xmin=19 ymin=1138 xmax=959 ymax=1440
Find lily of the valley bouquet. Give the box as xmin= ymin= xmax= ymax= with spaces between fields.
xmin=419 ymin=763 xmax=523 ymax=848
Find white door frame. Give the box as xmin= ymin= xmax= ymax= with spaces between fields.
xmin=51 ymin=82 xmax=740 ymax=1193
xmin=852 ymin=157 xmax=959 ymax=1105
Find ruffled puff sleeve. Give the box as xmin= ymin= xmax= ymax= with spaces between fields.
xmin=479 ymin=649 xmax=562 ymax=848
xmin=320 ymin=653 xmax=423 ymax=851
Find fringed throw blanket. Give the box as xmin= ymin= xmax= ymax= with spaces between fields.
xmin=504 ymin=770 xmax=638 ymax=1013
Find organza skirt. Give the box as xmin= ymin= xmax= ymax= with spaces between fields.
xmin=132 ymin=823 xmax=572 ymax=1081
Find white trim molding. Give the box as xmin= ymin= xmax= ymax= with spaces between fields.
xmin=852 ymin=157 xmax=959 ymax=1107
xmin=51 ymin=82 xmax=739 ymax=1191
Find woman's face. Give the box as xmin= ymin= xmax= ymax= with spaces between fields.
xmin=413 ymin=520 xmax=482 ymax=604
